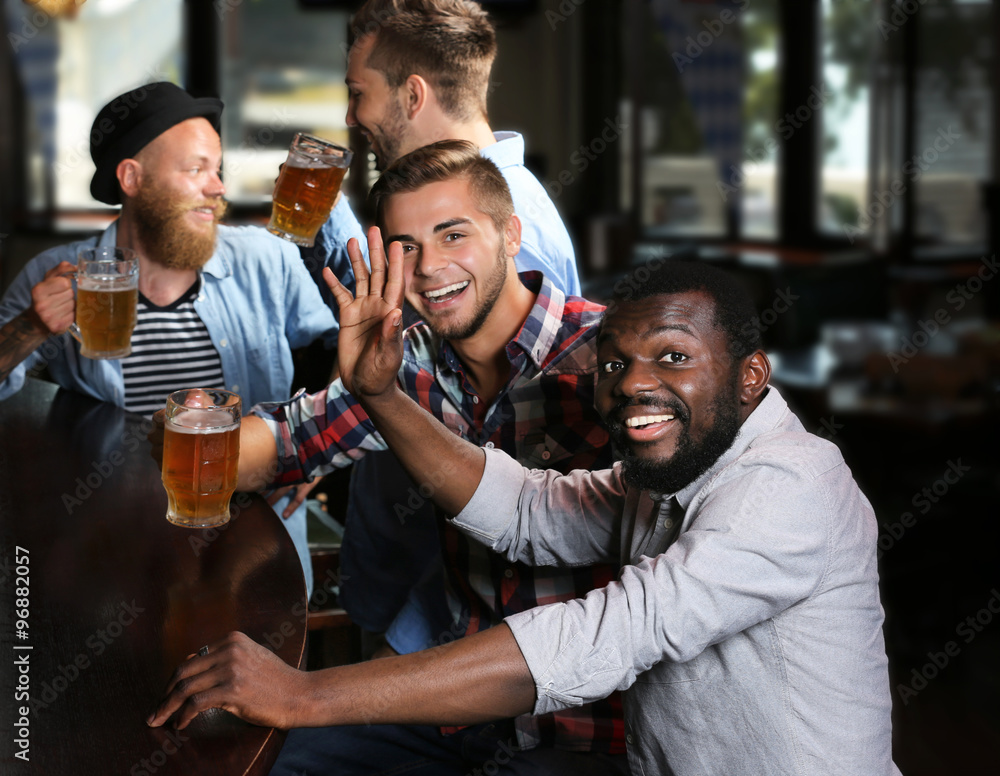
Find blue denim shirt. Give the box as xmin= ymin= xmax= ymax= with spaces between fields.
xmin=0 ymin=222 xmax=337 ymax=407
xmin=0 ymin=222 xmax=337 ymax=597
xmin=456 ymin=387 xmax=902 ymax=776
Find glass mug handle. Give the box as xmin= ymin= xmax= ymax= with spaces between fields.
xmin=58 ymin=269 xmax=85 ymax=344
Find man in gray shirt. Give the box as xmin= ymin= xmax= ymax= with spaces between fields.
xmin=149 ymin=255 xmax=901 ymax=776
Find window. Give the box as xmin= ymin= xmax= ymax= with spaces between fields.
xmin=6 ymin=0 xmax=185 ymax=210
xmin=219 ymin=0 xmax=351 ymax=205
xmin=912 ymin=0 xmax=992 ymax=257
xmin=820 ymin=0 xmax=872 ymax=241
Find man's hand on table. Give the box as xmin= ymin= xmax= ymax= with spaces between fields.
xmin=147 ymin=631 xmax=307 ymax=731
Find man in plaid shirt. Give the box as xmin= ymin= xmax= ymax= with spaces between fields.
xmin=249 ymin=141 xmax=628 ymax=774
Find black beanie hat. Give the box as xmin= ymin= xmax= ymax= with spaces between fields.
xmin=89 ymin=82 xmax=223 ymax=205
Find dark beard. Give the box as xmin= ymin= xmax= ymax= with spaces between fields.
xmin=371 ymin=97 xmax=408 ymax=171
xmin=131 ymin=185 xmax=227 ymax=270
xmin=611 ymin=380 xmax=743 ymax=495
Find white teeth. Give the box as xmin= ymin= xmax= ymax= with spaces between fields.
xmin=423 ymin=281 xmax=469 ymax=300
xmin=625 ymin=414 xmax=674 ymax=428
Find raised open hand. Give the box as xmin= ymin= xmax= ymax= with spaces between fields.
xmin=323 ymin=226 xmax=405 ymax=399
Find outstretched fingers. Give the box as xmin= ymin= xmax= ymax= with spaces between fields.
xmin=324 ymin=267 xmax=354 ymax=316
xmin=348 ymin=236 xmax=370 ymax=299
xmin=367 ymin=226 xmax=387 ymax=299
xmin=384 ymin=239 xmax=405 ymax=311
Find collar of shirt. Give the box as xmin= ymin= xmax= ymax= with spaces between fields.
xmin=436 ymin=271 xmax=565 ymax=380
xmin=483 ymin=131 xmax=525 ymax=170
xmin=101 ymin=221 xmax=231 ymax=281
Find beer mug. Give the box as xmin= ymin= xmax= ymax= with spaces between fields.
xmin=161 ymin=389 xmax=241 ymax=528
xmin=69 ymin=247 xmax=139 ymax=359
xmin=267 ymin=133 xmax=353 ymax=247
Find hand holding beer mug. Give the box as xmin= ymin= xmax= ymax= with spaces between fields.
xmin=68 ymin=247 xmax=139 ymax=359
xmin=267 ymin=133 xmax=353 ymax=247
xmin=161 ymin=389 xmax=241 ymax=528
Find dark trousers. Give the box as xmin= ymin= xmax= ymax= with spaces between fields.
xmin=269 ymin=719 xmax=631 ymax=776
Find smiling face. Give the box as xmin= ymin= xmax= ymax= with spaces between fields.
xmin=127 ymin=117 xmax=227 ymax=270
xmin=382 ymin=176 xmax=519 ymax=341
xmin=596 ymin=290 xmax=755 ymax=494
xmin=346 ymin=35 xmax=415 ymax=170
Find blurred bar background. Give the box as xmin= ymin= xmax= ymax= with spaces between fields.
xmin=0 ymin=2 xmax=996 ymax=772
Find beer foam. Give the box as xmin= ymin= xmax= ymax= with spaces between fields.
xmin=286 ymin=154 xmax=342 ymax=169
xmin=78 ymin=274 xmax=137 ymax=291
xmin=167 ymin=411 xmax=239 ymax=433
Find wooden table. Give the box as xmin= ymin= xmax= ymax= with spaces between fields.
xmin=0 ymin=379 xmax=307 ymax=775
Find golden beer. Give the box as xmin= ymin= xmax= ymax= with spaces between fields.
xmin=76 ymin=282 xmax=138 ymax=358
xmin=161 ymin=390 xmax=242 ymax=528
xmin=69 ymin=247 xmax=139 ymax=360
xmin=268 ymin=133 xmax=353 ymax=247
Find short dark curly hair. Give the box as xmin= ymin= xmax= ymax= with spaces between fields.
xmin=608 ymin=256 xmax=762 ymax=362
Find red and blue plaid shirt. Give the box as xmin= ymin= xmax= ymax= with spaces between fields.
xmin=255 ymin=273 xmax=624 ymax=753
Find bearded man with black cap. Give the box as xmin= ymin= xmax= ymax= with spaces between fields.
xmin=0 ymin=82 xmax=339 ymax=596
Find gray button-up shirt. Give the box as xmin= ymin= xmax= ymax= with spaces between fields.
xmin=453 ymin=387 xmax=901 ymax=776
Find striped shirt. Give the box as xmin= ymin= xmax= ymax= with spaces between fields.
xmin=255 ymin=273 xmax=625 ymax=754
xmin=121 ymin=280 xmax=225 ymax=416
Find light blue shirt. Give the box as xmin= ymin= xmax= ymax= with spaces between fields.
xmin=455 ymin=387 xmax=901 ymax=776
xmin=0 ymin=222 xmax=338 ymax=597
xmin=0 ymin=222 xmax=336 ymax=405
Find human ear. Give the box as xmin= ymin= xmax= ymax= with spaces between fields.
xmin=504 ymin=214 xmax=522 ymax=258
xmin=739 ymin=350 xmax=771 ymax=405
xmin=404 ymin=74 xmax=429 ymax=119
xmin=117 ymin=159 xmax=142 ymax=199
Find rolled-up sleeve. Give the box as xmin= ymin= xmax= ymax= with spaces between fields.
xmin=479 ymin=454 xmax=837 ymax=717
xmin=252 ymin=379 xmax=389 ymax=486
xmin=451 ymin=448 xmax=623 ymax=568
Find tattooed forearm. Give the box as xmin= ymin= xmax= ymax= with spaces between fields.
xmin=0 ymin=314 xmax=49 ymax=384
